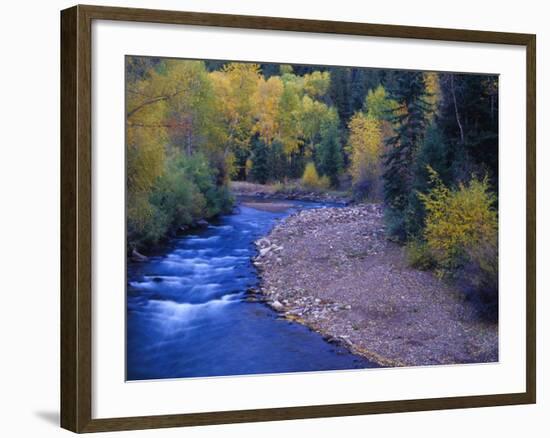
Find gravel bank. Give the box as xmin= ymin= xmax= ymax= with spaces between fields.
xmin=252 ymin=204 xmax=498 ymax=367
xmin=231 ymin=181 xmax=351 ymax=204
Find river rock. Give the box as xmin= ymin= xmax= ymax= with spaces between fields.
xmin=259 ymin=246 xmax=272 ymax=257
xmin=255 ymin=237 xmax=271 ymax=248
xmin=270 ymin=300 xmax=285 ymax=312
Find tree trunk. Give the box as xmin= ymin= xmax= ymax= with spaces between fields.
xmin=450 ymin=75 xmax=465 ymax=144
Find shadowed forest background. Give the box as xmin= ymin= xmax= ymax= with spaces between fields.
xmin=126 ymin=56 xmax=499 ymax=299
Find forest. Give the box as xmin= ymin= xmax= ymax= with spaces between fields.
xmin=126 ymin=56 xmax=499 ymax=298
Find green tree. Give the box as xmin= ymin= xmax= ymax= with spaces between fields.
xmin=364 ymin=85 xmax=397 ymax=120
xmin=316 ymin=109 xmax=343 ymax=186
xmin=438 ymin=73 xmax=499 ymax=184
xmin=383 ymin=71 xmax=432 ymax=240
xmin=407 ymin=123 xmax=450 ymax=237
xmin=250 ymin=136 xmax=270 ymax=184
xmin=268 ymin=141 xmax=288 ymax=181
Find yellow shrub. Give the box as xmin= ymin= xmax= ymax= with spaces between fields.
xmin=318 ymin=175 xmax=331 ymax=190
xmin=302 ymin=162 xmax=330 ymax=190
xmin=418 ymin=167 xmax=497 ymax=272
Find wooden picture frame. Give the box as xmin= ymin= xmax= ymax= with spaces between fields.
xmin=61 ymin=4 xmax=536 ymax=433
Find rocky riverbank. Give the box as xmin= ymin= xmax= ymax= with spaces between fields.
xmin=231 ymin=181 xmax=352 ymax=204
xmin=252 ymin=204 xmax=498 ymax=367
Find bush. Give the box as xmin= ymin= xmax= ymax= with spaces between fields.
xmin=272 ymin=181 xmax=285 ymax=193
xmin=384 ymin=207 xmax=407 ymax=243
xmin=301 ymin=162 xmax=330 ymax=190
xmin=127 ymin=153 xmax=234 ymax=250
xmin=418 ymin=167 xmax=498 ymax=292
xmin=318 ymin=175 xmax=331 ymax=190
xmin=351 ymin=170 xmax=380 ymax=201
xmin=301 ymin=162 xmax=318 ymax=188
xmin=177 ymin=153 xmax=234 ymax=217
xmin=406 ymin=240 xmax=435 ymax=270
xmin=462 ymin=236 xmax=498 ymax=298
xmin=150 ymin=167 xmax=203 ymax=227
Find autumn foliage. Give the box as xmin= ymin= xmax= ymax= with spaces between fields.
xmin=347 ymin=114 xmax=382 ymax=198
xmin=126 ymin=56 xmax=499 ymax=301
xmin=302 ymin=162 xmax=330 ymax=190
xmin=418 ymin=167 xmax=498 ymax=292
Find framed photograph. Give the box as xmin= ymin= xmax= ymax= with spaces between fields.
xmin=60 ymin=4 xmax=536 ymax=433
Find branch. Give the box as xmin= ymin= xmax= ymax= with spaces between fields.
xmin=127 ymin=95 xmax=171 ymax=118
xmin=127 ymin=121 xmax=190 ymax=129
xmin=126 ymin=87 xmax=187 ymax=118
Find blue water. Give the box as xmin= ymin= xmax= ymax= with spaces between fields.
xmin=127 ymin=200 xmax=377 ymax=380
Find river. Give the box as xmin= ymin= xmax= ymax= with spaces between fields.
xmin=127 ymin=199 xmax=377 ymax=380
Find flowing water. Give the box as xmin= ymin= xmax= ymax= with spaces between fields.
xmin=127 ymin=200 xmax=377 ymax=380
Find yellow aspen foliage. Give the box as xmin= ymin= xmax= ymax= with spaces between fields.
xmin=279 ymin=64 xmax=294 ymax=75
xmin=210 ymin=63 xmax=260 ymax=150
xmin=301 ymin=95 xmax=332 ymax=154
xmin=253 ymin=76 xmax=283 ymax=145
xmin=364 ymin=85 xmax=399 ymax=147
xmin=126 ymin=62 xmax=177 ymax=234
xmin=303 ymin=71 xmax=331 ymax=97
xmin=424 ymin=72 xmax=441 ymax=119
xmin=346 ymin=113 xmax=382 ymax=187
xmin=365 ymin=85 xmax=397 ymax=120
xmin=418 ymin=167 xmax=498 ymax=271
xmin=126 ymin=59 xmax=234 ymax=247
xmin=301 ymin=162 xmax=330 ymax=190
xmin=278 ymin=78 xmax=305 ymax=155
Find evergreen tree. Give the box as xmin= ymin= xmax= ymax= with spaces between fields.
xmin=438 ymin=74 xmax=499 ymax=184
xmin=383 ymin=71 xmax=432 ymax=240
xmin=329 ymin=67 xmax=385 ymax=129
xmin=267 ymin=141 xmax=288 ymax=181
xmin=407 ymin=123 xmax=450 ymax=237
xmin=317 ymin=112 xmax=343 ymax=187
xmin=329 ymin=67 xmax=353 ymax=124
xmin=249 ymin=136 xmax=270 ymax=184
xmin=125 ymin=56 xmax=161 ymax=81
xmin=259 ymin=63 xmax=281 ymax=79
